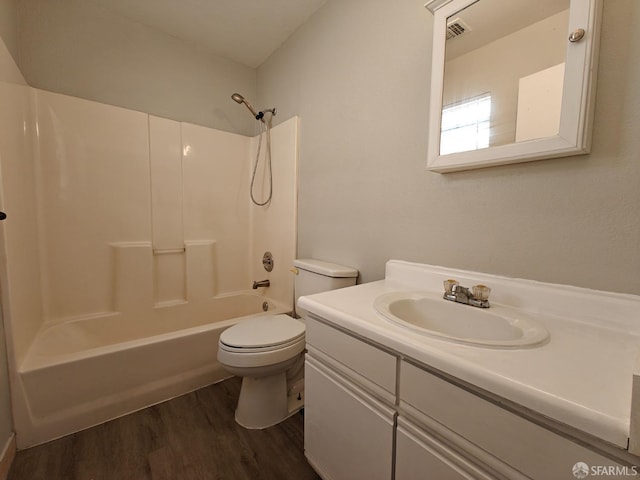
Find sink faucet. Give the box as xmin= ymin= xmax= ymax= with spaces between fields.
xmin=252 ymin=279 xmax=270 ymax=289
xmin=443 ymin=280 xmax=490 ymax=308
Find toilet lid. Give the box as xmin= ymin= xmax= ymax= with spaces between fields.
xmin=219 ymin=314 xmax=305 ymax=349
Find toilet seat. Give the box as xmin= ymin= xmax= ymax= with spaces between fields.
xmin=218 ymin=315 xmax=306 ymax=369
xmin=219 ymin=314 xmax=305 ymax=351
xmin=219 ymin=335 xmax=304 ymax=354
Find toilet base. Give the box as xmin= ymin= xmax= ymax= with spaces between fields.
xmin=235 ymin=373 xmax=304 ymax=429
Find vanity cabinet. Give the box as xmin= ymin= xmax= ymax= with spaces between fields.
xmin=304 ymin=316 xmax=396 ymax=480
xmin=304 ymin=315 xmax=632 ymax=480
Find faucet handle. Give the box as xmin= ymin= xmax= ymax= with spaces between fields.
xmin=443 ymin=279 xmax=459 ymax=294
xmin=472 ymin=284 xmax=491 ymax=301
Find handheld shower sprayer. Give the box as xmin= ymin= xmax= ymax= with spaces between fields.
xmin=231 ymin=93 xmax=276 ymax=122
xmin=231 ymin=92 xmax=277 ymax=206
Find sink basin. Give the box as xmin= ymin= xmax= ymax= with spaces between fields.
xmin=373 ymin=292 xmax=549 ymax=348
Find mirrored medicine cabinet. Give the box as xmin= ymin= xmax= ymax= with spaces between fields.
xmin=425 ymin=0 xmax=603 ymax=173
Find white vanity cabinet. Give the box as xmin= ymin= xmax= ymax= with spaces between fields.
xmin=303 ymin=314 xmax=634 ymax=480
xmin=304 ymin=316 xmax=397 ymax=480
xmin=300 ymin=260 xmax=640 ymax=479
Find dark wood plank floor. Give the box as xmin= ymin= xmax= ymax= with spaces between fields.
xmin=8 ymin=377 xmax=321 ymax=480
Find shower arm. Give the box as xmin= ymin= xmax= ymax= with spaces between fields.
xmin=250 ymin=108 xmax=276 ymax=123
xmin=255 ymin=108 xmax=276 ymax=122
xmin=231 ymin=93 xmax=276 ymax=122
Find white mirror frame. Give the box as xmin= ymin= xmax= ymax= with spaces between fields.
xmin=425 ymin=0 xmax=603 ymax=173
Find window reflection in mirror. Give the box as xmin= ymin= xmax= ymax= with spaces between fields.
xmin=441 ymin=0 xmax=570 ymax=155
xmin=440 ymin=93 xmax=491 ymax=155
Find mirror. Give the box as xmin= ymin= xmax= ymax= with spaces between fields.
xmin=425 ymin=0 xmax=603 ymax=173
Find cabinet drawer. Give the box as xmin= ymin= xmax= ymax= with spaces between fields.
xmin=305 ymin=356 xmax=395 ymax=480
xmin=400 ymin=361 xmax=627 ymax=479
xmin=305 ymin=316 xmax=396 ymax=395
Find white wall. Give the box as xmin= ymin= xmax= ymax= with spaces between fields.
xmin=17 ymin=0 xmax=257 ymax=136
xmin=258 ymin=0 xmax=640 ymax=295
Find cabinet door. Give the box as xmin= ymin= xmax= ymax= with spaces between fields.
xmin=400 ymin=361 xmax=627 ymax=479
xmin=396 ymin=417 xmax=497 ymax=480
xmin=305 ymin=356 xmax=395 ymax=480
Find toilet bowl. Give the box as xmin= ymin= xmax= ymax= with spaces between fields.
xmin=218 ymin=258 xmax=358 ymax=429
xmin=217 ymin=314 xmax=306 ymax=429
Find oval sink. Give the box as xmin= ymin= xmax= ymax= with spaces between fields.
xmin=373 ymin=292 xmax=549 ymax=348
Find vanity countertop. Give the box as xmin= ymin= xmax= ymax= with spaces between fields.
xmin=298 ymin=260 xmax=640 ymax=449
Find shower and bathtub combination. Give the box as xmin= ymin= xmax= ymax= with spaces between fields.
xmin=0 ymin=84 xmax=299 ymax=448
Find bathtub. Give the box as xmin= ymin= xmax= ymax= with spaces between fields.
xmin=14 ymin=292 xmax=290 ymax=448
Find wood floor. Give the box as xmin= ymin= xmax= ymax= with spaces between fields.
xmin=8 ymin=377 xmax=321 ymax=480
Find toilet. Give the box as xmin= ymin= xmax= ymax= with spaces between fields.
xmin=217 ymin=258 xmax=358 ymax=429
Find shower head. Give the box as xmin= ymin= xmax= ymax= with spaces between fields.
xmin=231 ymin=92 xmax=261 ymax=120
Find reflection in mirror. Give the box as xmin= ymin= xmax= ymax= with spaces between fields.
xmin=441 ymin=0 xmax=570 ymax=155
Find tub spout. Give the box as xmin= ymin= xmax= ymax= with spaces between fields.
xmin=252 ymin=279 xmax=270 ymax=289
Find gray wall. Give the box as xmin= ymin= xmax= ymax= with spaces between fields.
xmin=0 ymin=0 xmax=18 ymax=64
xmin=9 ymin=1 xmax=640 ymax=295
xmin=258 ymin=0 xmax=640 ymax=295
xmin=17 ymin=0 xmax=258 ymax=136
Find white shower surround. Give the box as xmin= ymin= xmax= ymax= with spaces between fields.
xmin=0 ymin=84 xmax=298 ymax=447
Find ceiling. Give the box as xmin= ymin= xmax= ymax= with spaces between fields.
xmin=87 ymin=0 xmax=328 ymax=68
xmin=445 ymin=0 xmax=569 ymax=60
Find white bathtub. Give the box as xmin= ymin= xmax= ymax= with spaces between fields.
xmin=14 ymin=292 xmax=289 ymax=447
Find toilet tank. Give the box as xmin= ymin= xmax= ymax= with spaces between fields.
xmin=293 ymin=259 xmax=358 ymax=318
